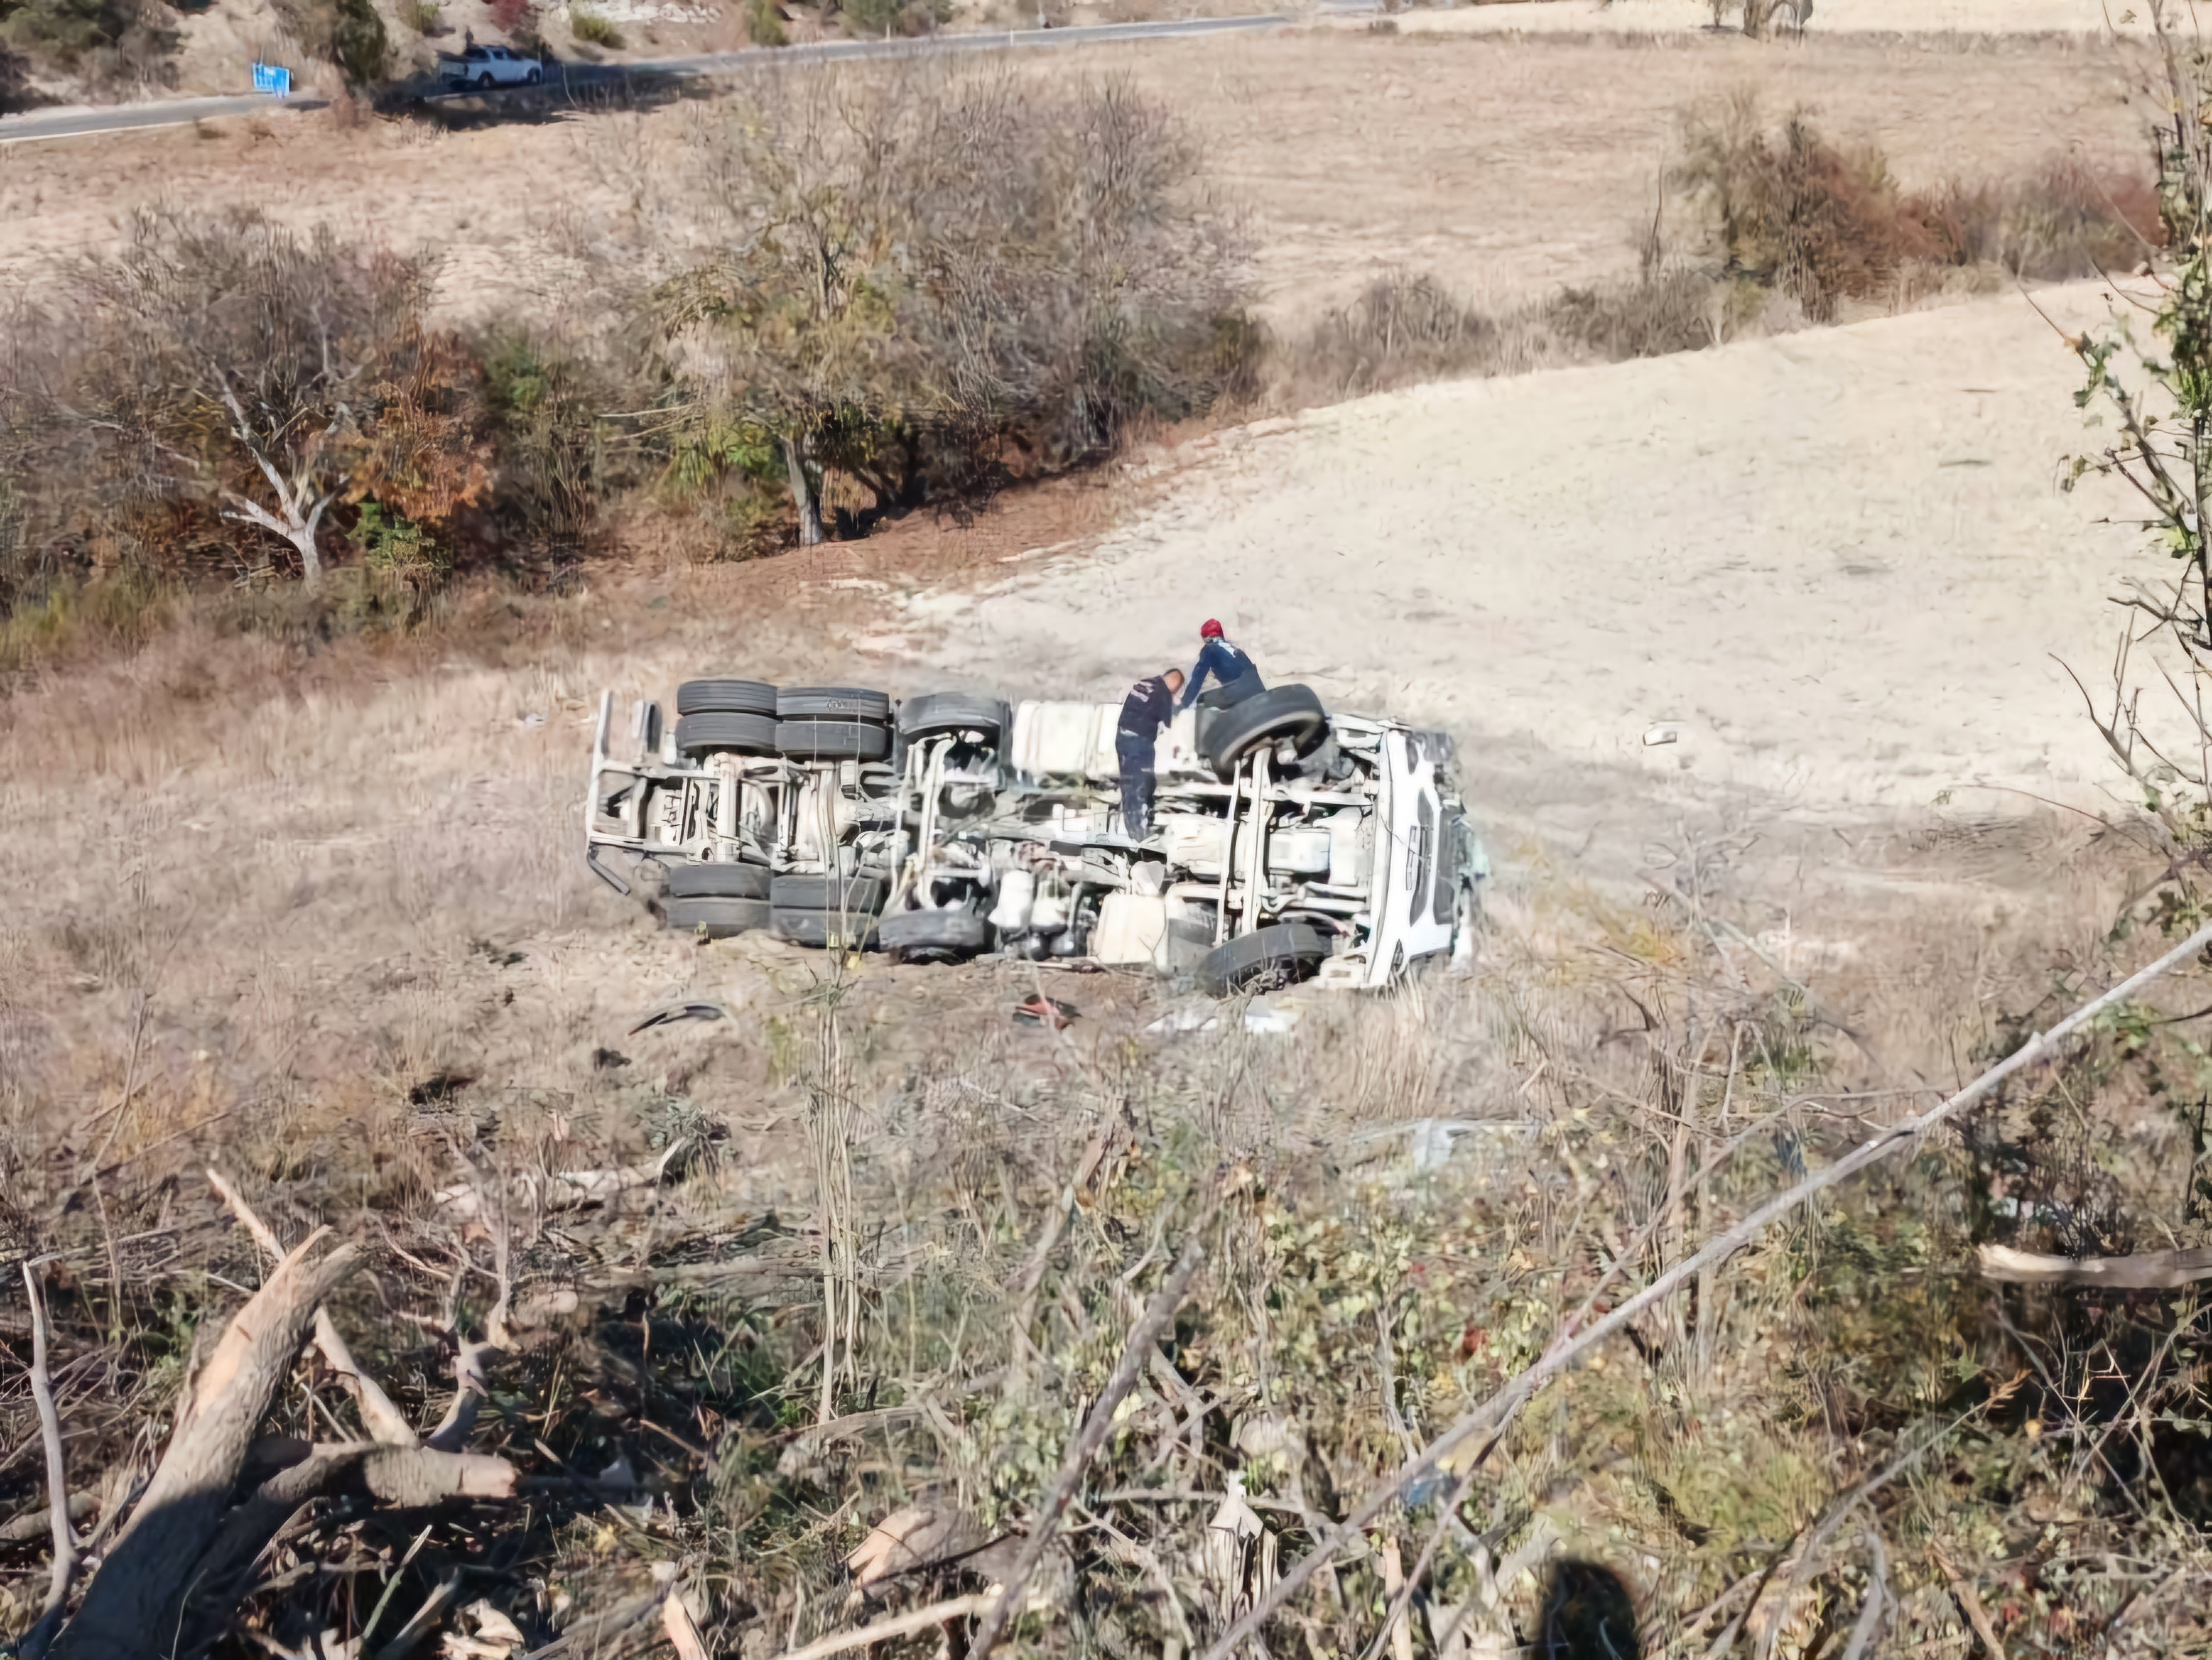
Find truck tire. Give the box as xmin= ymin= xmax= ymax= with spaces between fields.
xmin=674 ymin=712 xmax=778 ymax=757
xmin=667 ymin=861 xmax=771 ymax=900
xmin=769 ymin=875 xmax=887 ymax=912
xmin=1202 ymin=685 xmax=1330 ymax=782
xmin=771 ymin=909 xmax=880 ymax=950
xmin=527 ymin=66 xmax=542 ymax=83
xmin=476 ymin=71 xmax=494 ymax=89
xmin=879 ymin=908 xmax=992 ymax=961
xmin=1196 ymin=922 xmax=1330 ymax=996
xmin=777 ymin=686 xmax=891 ymax=722
xmin=677 ymin=679 xmax=778 ymax=717
xmin=776 ymin=720 xmax=890 ymax=761
xmin=899 ymin=693 xmax=1010 ymax=743
xmin=665 ymin=897 xmax=771 ymax=939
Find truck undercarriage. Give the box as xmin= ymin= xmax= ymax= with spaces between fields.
xmin=584 ymin=677 xmax=1484 ymax=993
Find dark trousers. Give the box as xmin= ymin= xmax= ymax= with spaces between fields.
xmin=1117 ymin=731 xmax=1154 ymax=840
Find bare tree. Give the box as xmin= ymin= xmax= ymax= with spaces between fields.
xmin=59 ymin=208 xmax=484 ymax=585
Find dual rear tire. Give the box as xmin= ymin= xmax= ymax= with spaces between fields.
xmin=778 ymin=685 xmax=893 ymax=761
xmin=662 ymin=859 xmax=771 ymax=938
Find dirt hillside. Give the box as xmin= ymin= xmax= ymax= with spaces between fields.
xmin=893 ymin=281 xmax=2150 ymax=822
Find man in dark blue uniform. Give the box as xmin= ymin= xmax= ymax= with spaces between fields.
xmin=1178 ymin=618 xmax=1264 ymax=712
xmin=1116 ymin=667 xmax=1184 ymax=842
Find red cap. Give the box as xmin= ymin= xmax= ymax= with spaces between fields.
xmin=1199 ymin=619 xmax=1224 ymax=639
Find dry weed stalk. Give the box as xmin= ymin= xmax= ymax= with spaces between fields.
xmin=809 ymin=980 xmax=861 ymax=1426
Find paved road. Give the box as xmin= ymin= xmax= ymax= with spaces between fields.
xmin=0 ymin=11 xmax=1363 ymax=147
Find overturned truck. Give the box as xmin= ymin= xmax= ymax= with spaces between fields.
xmin=584 ymin=676 xmax=1485 ymax=993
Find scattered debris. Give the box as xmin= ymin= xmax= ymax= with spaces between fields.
xmin=433 ymin=1141 xmax=687 ymax=1220
xmin=1145 ymin=1003 xmax=1214 ymax=1035
xmin=460 ymin=1602 xmax=527 ymax=1648
xmin=1013 ymin=994 xmax=1078 ymax=1030
xmin=590 ymin=1046 xmax=630 ymax=1071
xmin=1642 ymin=723 xmax=1680 ymax=747
xmin=848 ymin=1492 xmax=985 ymax=1587
xmin=1143 ymin=997 xmax=1302 ymax=1036
xmin=1346 ymin=1117 xmax=1542 ymax=1174
xmin=408 ymin=1071 xmax=478 ymax=1106
xmin=627 ymin=1001 xmax=727 ymax=1036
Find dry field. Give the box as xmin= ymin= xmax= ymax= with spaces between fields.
xmin=0 ymin=27 xmax=2153 ymax=324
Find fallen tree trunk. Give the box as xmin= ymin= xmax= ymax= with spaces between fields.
xmin=51 ymin=1233 xmax=361 ymax=1660
xmin=1978 ymin=1242 xmax=2212 ymax=1289
xmin=37 ymin=1228 xmax=519 ymax=1660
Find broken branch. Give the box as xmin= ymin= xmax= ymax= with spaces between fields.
xmin=966 ymin=1219 xmax=1211 ymax=1660
xmin=20 ymin=1259 xmax=77 ymax=1660
xmin=208 ymin=1168 xmax=421 ymax=1449
xmin=770 ymin=1594 xmax=992 ymax=1660
xmin=1977 ymin=1242 xmax=2212 ymax=1289
xmin=52 ymin=1234 xmax=364 ymax=1660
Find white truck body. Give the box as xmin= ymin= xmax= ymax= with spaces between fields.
xmin=582 ymin=680 xmax=1484 ymax=992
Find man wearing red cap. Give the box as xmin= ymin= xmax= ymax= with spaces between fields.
xmin=1179 ymin=619 xmax=1264 ymax=713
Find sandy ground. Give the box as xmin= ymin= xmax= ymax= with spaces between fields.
xmin=0 ymin=28 xmax=2151 ymax=324
xmin=888 ymin=281 xmax=2153 ymax=823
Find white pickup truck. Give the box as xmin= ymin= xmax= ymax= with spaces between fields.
xmin=582 ymin=677 xmax=1485 ymax=993
xmin=438 ymin=43 xmax=544 ymax=89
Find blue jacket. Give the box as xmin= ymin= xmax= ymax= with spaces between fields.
xmin=1180 ymin=638 xmax=1262 ymax=710
xmin=1119 ymin=675 xmax=1178 ymax=744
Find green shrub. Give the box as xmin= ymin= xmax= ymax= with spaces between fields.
xmin=213 ymin=562 xmax=437 ymax=645
xmin=1290 ymin=272 xmax=1501 ymax=401
xmin=567 ymin=4 xmax=620 ymax=47
xmin=1671 ymin=95 xmax=2154 ymax=322
xmin=1916 ymin=161 xmax=2161 ymax=281
xmin=839 ymin=0 xmax=948 ymax=37
xmin=477 ymin=330 xmax=617 ymax=547
xmin=274 ymin=0 xmax=387 ymax=83
xmin=743 ymin=0 xmax=784 ymax=45
xmin=0 ymin=0 xmax=176 ymax=85
xmin=645 ymin=71 xmax=1253 ymax=541
xmin=1547 ymin=268 xmax=1726 ymax=362
xmin=330 ymin=0 xmax=386 ymax=82
xmin=0 ymin=566 xmax=169 ymax=676
xmin=401 ymin=0 xmax=439 ymax=32
xmin=347 ymin=502 xmax=446 ymax=587
xmin=1673 ymin=93 xmax=1931 ymax=322
xmin=0 ymin=43 xmax=29 ymax=111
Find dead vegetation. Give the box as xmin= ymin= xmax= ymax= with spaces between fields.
xmin=8 ymin=828 xmax=2212 ymax=1656
xmin=1272 ymin=96 xmax=2157 ymax=407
